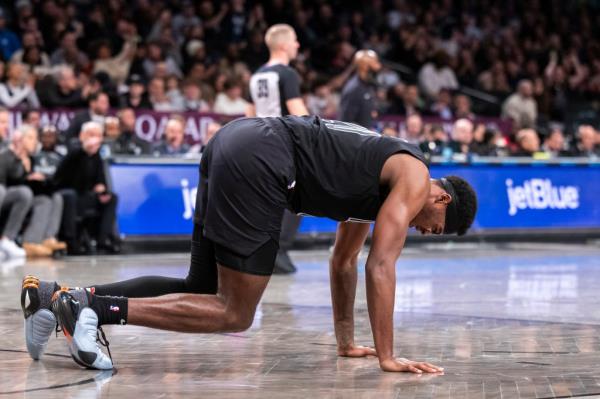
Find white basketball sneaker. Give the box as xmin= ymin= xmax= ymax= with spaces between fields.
xmin=51 ymin=290 xmax=113 ymax=370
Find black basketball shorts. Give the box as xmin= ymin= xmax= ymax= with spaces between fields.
xmin=193 ymin=117 xmax=296 ymax=276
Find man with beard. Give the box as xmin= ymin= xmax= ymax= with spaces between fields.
xmin=339 ymin=50 xmax=382 ymax=129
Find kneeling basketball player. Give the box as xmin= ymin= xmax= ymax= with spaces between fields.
xmin=21 ymin=116 xmax=477 ymax=373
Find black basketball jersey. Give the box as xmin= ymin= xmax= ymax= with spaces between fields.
xmin=276 ymin=116 xmax=428 ymax=222
xmin=249 ymin=64 xmax=301 ymax=117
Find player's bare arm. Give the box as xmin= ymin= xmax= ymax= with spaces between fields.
xmin=330 ymin=221 xmax=373 ymax=357
xmin=367 ymin=154 xmax=444 ymax=373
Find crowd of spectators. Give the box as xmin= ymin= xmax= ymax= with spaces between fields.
xmin=386 ymin=115 xmax=600 ymax=160
xmin=0 ymin=0 xmax=594 ymax=157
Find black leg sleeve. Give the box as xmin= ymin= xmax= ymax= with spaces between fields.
xmin=91 ymin=224 xmax=218 ymax=297
xmin=185 ymin=223 xmax=218 ymax=294
xmin=91 ymin=276 xmax=188 ymax=297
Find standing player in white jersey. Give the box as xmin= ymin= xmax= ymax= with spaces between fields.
xmin=246 ymin=24 xmax=309 ymax=274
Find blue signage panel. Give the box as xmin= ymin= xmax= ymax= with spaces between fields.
xmin=430 ymin=164 xmax=600 ymax=230
xmin=110 ymin=163 xmax=199 ymax=235
xmin=109 ymin=162 xmax=600 ymax=236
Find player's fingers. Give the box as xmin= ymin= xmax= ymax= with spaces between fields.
xmin=424 ymin=362 xmax=444 ymax=372
xmin=420 ymin=364 xmax=440 ymax=373
xmin=408 ymin=365 xmax=423 ymax=374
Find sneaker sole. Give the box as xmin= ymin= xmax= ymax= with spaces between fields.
xmin=25 ymin=309 xmax=56 ymax=360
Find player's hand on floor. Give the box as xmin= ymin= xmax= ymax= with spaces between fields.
xmin=337 ymin=344 xmax=377 ymax=357
xmin=379 ymin=357 xmax=444 ymax=373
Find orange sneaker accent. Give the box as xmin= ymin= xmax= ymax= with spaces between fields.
xmin=22 ymin=276 xmax=39 ymax=287
xmin=23 ymin=283 xmax=38 ymax=289
xmin=62 ymin=328 xmax=73 ymax=342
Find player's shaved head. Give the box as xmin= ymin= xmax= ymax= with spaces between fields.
xmin=265 ymin=24 xmax=296 ymax=51
xmin=353 ymin=49 xmax=381 ymax=70
xmin=353 ymin=49 xmax=381 ymax=81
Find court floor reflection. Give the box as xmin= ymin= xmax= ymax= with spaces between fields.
xmin=1 ymin=242 xmax=599 ymax=398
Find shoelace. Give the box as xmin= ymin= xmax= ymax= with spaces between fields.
xmin=96 ymin=326 xmax=113 ymax=363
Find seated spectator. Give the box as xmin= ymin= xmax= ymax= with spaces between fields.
xmin=143 ymin=41 xmax=182 ymax=79
xmin=166 ymin=75 xmax=185 ymax=107
xmin=152 ymin=117 xmax=190 ymax=156
xmin=541 ymin=128 xmax=567 ymax=157
xmin=512 ymin=128 xmax=541 ymax=157
xmin=148 ymin=77 xmax=176 ymax=111
xmin=572 ymin=125 xmax=599 ymax=158
xmin=36 ymin=126 xmax=66 ymax=173
xmin=102 ymin=112 xmax=149 ymax=156
xmin=469 ymin=124 xmax=499 ymax=156
xmin=119 ymin=74 xmax=151 ymax=109
xmin=398 ymin=113 xmax=423 ymax=145
xmin=502 ymin=80 xmax=537 ymax=130
xmin=0 ymin=62 xmax=39 ymax=108
xmin=64 ymin=91 xmax=110 ymax=147
xmin=195 ymin=121 xmax=223 ymax=153
xmin=213 ymin=79 xmax=249 ymax=115
xmin=447 ymin=118 xmax=474 ymax=156
xmin=0 ymin=107 xmax=10 ymax=149
xmin=40 ymin=65 xmax=85 ymax=109
xmin=175 ymin=79 xmax=211 ymax=112
xmin=418 ymin=50 xmax=459 ymax=100
xmin=100 ymin=116 xmax=120 ymax=158
xmin=419 ymin=124 xmax=448 ymax=157
xmin=12 ymin=125 xmax=65 ymax=257
xmin=49 ymin=30 xmax=89 ymax=70
xmin=53 ymin=121 xmax=120 ymax=254
xmin=22 ymin=108 xmax=40 ymax=130
xmin=454 ymin=94 xmax=475 ymax=119
xmin=389 ymin=84 xmax=425 ymax=116
xmin=306 ymin=81 xmax=338 ymax=116
xmin=204 ymin=121 xmax=222 ymax=145
xmin=109 ymin=108 xmax=149 ymax=155
xmin=10 ymin=31 xmax=50 ymax=67
xmin=0 ymin=143 xmax=32 ymax=260
xmin=429 ymin=88 xmax=453 ymax=120
xmin=21 ymin=45 xmax=53 ymax=76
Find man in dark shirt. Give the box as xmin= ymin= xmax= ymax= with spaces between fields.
xmin=64 ymin=92 xmax=110 ymax=147
xmin=151 ymin=117 xmax=190 ymax=156
xmin=54 ymin=121 xmax=119 ymax=254
xmin=38 ymin=66 xmax=86 ymax=109
xmin=119 ymin=74 xmax=152 ymax=110
xmin=339 ymin=49 xmax=381 ymax=129
xmin=25 ymin=116 xmax=477 ymax=374
xmin=112 ymin=108 xmax=149 ymax=155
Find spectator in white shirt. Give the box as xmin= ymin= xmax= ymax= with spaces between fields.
xmin=0 ymin=62 xmax=39 ymax=108
xmin=418 ymin=50 xmax=458 ymax=100
xmin=502 ymin=79 xmax=538 ymax=130
xmin=213 ymin=79 xmax=249 ymax=115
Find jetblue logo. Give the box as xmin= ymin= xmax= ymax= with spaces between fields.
xmin=506 ymin=178 xmax=579 ymax=216
xmin=181 ymin=179 xmax=197 ymax=220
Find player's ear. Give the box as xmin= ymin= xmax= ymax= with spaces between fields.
xmin=435 ymin=192 xmax=452 ymax=205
